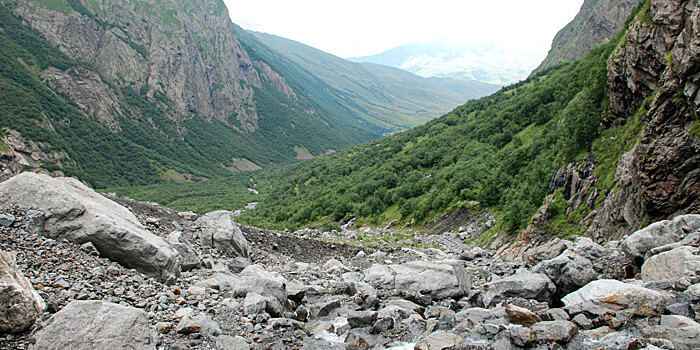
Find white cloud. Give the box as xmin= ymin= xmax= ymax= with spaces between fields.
xmin=223 ymin=0 xmax=583 ymax=58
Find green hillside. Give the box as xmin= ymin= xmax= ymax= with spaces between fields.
xmin=244 ymin=31 xmax=499 ymax=133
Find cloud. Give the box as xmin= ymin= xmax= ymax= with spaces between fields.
xmin=223 ymin=0 xmax=583 ymax=58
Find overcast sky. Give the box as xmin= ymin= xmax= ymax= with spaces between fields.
xmin=223 ymin=0 xmax=584 ymax=59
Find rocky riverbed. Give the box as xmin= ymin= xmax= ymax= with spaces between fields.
xmin=1 ymin=172 xmax=699 ymax=350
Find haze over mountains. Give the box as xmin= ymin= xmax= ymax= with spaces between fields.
xmin=349 ymin=41 xmax=544 ymax=86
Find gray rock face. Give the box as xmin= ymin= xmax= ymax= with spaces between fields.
xmin=30 ymin=300 xmax=157 ymax=350
xmin=196 ymin=211 xmax=250 ymax=259
xmin=641 ymin=246 xmax=700 ymax=282
xmin=364 ymin=260 xmax=471 ymax=300
xmin=537 ymin=0 xmax=642 ymax=70
xmin=0 ymin=173 xmax=180 ymax=284
xmin=481 ymin=270 xmax=555 ymax=307
xmin=0 ymin=250 xmax=46 ymax=333
xmin=562 ymin=279 xmax=670 ymax=317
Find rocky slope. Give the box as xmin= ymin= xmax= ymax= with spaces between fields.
xmin=1 ymin=172 xmax=699 ymax=350
xmin=520 ymin=0 xmax=700 ymax=246
xmin=536 ymin=0 xmax=642 ymax=70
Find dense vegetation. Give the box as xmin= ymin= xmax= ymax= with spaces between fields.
xmin=117 ymin=37 xmax=621 ymax=234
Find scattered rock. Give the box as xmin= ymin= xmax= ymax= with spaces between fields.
xmin=641 ymin=246 xmax=700 ymax=282
xmin=365 ymin=260 xmax=471 ymax=299
xmin=415 ymin=331 xmax=463 ymax=350
xmin=530 ymin=320 xmax=578 ymax=343
xmin=505 ymin=304 xmax=541 ymax=326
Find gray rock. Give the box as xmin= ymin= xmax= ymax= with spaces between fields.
xmin=0 ymin=250 xmax=46 ymax=333
xmin=243 ymin=292 xmax=266 ymax=316
xmin=308 ymin=298 xmax=341 ymax=319
xmin=30 ymin=301 xmax=157 ymax=350
xmin=621 ymin=218 xmax=682 ymax=265
xmin=364 ymin=260 xmax=471 ymax=300
xmin=562 ymin=279 xmax=670 ymax=317
xmin=229 ymin=265 xmax=288 ymax=316
xmin=641 ymin=246 xmax=700 ymax=282
xmin=415 ymin=331 xmax=464 ymax=350
xmin=195 ymin=210 xmax=250 ymax=258
xmin=226 ymin=256 xmax=251 ymax=273
xmin=530 ymin=320 xmax=578 ymax=343
xmin=509 ymin=325 xmax=534 ymax=347
xmin=505 ymin=304 xmax=541 ymax=326
xmin=24 ymin=210 xmax=45 ymax=235
xmin=346 ymin=310 xmax=377 ymax=328
xmin=167 ymin=231 xmax=201 ymax=271
xmin=454 ymin=307 xmax=508 ymax=328
xmin=176 ymin=316 xmax=201 ymax=334
xmin=0 ymin=173 xmax=180 ymax=284
xmin=533 ymin=237 xmax=629 ymax=297
xmin=642 ymin=315 xmax=700 ymax=349
xmin=572 ymin=314 xmax=593 ymax=329
xmin=0 ymin=213 xmax=15 ymax=227
xmin=192 ymin=314 xmax=222 ymax=336
xmin=481 ymin=270 xmax=555 ymax=307
xmin=522 ymin=238 xmax=571 ymax=266
xmin=216 ymin=335 xmax=250 ymax=350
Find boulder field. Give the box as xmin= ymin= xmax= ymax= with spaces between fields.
xmin=0 ymin=173 xmax=698 ymax=349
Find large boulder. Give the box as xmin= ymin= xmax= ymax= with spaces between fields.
xmin=30 ymin=301 xmax=158 ymax=350
xmin=533 ymin=237 xmax=629 ymax=297
xmin=364 ymin=260 xmax=471 ymax=300
xmin=228 ymin=265 xmax=288 ymax=316
xmin=0 ymin=173 xmax=180 ymax=284
xmin=620 ymin=216 xmax=691 ymax=265
xmin=481 ymin=270 xmax=555 ymax=307
xmin=167 ymin=231 xmax=201 ymax=271
xmin=0 ymin=250 xmax=45 ymax=333
xmin=562 ymin=279 xmax=670 ymax=317
xmin=641 ymin=246 xmax=700 ymax=282
xmin=195 ymin=211 xmax=250 ymax=258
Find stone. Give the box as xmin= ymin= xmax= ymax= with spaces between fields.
xmin=530 ymin=320 xmax=578 ymax=343
xmin=364 ymin=260 xmax=471 ymax=300
xmin=415 ymin=331 xmax=464 ymax=350
xmin=227 ymin=256 xmax=251 ymax=273
xmin=572 ymin=314 xmax=593 ymax=329
xmin=167 ymin=231 xmax=201 ymax=271
xmin=176 ymin=316 xmax=201 ymax=334
xmin=192 ymin=314 xmax=222 ymax=336
xmin=370 ymin=317 xmax=394 ymax=334
xmin=454 ymin=307 xmax=508 ymax=329
xmin=229 ymin=265 xmax=288 ymax=316
xmin=509 ymin=325 xmax=534 ymax=347
xmin=621 ymin=219 xmax=682 ymax=265
xmin=0 ymin=250 xmax=46 ymax=333
xmin=195 ymin=210 xmax=250 ymax=258
xmin=481 ymin=270 xmax=555 ymax=307
xmin=505 ymin=304 xmax=541 ymax=326
xmin=216 ymin=335 xmax=250 ymax=350
xmin=643 ymin=315 xmax=700 ymax=348
xmin=155 ymin=322 xmax=172 ymax=334
xmin=0 ymin=213 xmax=15 ymax=227
xmin=308 ymin=298 xmax=342 ymax=319
xmin=523 ymin=238 xmax=572 ymax=266
xmin=533 ymin=237 xmax=629 ymax=297
xmin=641 ymin=246 xmax=700 ymax=282
xmin=24 ymin=210 xmax=45 ymax=235
xmin=346 ymin=310 xmax=378 ymax=328
xmin=562 ymin=279 xmax=670 ymax=317
xmin=0 ymin=173 xmax=180 ymax=284
xmin=243 ymin=292 xmax=266 ymax=316
xmin=30 ymin=301 xmax=157 ymax=350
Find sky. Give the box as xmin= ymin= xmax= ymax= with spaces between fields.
xmin=223 ymin=0 xmax=585 ymax=59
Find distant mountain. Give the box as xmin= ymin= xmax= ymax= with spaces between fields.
xmin=244 ymin=32 xmax=499 ymax=131
xmin=348 ymin=41 xmax=544 ymax=86
xmin=536 ymin=0 xmax=642 ymax=70
xmin=0 ymin=0 xmax=498 ymax=189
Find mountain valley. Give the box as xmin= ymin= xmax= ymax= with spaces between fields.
xmin=1 ymin=0 xmax=700 ymax=349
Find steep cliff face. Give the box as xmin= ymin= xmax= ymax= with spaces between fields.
xmin=537 ymin=0 xmax=642 ymax=71
xmin=586 ymin=0 xmax=700 ymax=241
xmin=9 ymin=0 xmax=262 ymax=131
xmin=535 ymin=0 xmax=700 ymax=242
